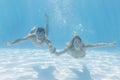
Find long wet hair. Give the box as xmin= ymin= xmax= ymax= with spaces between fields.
xmin=71 ymin=35 xmax=82 ymax=47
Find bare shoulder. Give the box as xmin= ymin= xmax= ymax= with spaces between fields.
xmin=24 ymin=33 xmax=36 ymax=39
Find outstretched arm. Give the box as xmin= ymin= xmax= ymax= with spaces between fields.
xmin=6 ymin=34 xmax=34 ymax=46
xmin=55 ymin=41 xmax=72 ymax=56
xmin=84 ymin=42 xmax=116 ymax=48
xmin=45 ymin=14 xmax=49 ymax=36
xmin=55 ymin=47 xmax=68 ymax=56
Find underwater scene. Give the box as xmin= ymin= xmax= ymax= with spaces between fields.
xmin=0 ymin=0 xmax=120 ymax=80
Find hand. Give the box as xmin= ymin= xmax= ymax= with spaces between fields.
xmin=50 ymin=47 xmax=56 ymax=53
xmin=55 ymin=52 xmax=61 ymax=56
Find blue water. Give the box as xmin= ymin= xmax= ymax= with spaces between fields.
xmin=0 ymin=0 xmax=120 ymax=49
xmin=0 ymin=1 xmax=120 ymax=80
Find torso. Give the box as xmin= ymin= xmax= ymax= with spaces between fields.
xmin=68 ymin=47 xmax=86 ymax=58
xmin=30 ymin=35 xmax=46 ymax=47
xmin=66 ymin=40 xmax=86 ymax=58
xmin=28 ymin=27 xmax=47 ymax=47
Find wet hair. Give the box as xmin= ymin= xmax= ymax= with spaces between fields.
xmin=36 ymin=27 xmax=45 ymax=33
xmin=71 ymin=35 xmax=82 ymax=46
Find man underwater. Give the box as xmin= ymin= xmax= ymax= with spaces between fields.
xmin=6 ymin=14 xmax=56 ymax=53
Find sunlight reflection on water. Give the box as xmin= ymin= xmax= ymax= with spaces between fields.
xmin=0 ymin=49 xmax=119 ymax=80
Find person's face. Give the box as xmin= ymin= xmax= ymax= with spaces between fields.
xmin=36 ymin=31 xmax=45 ymax=40
xmin=73 ymin=38 xmax=82 ymax=49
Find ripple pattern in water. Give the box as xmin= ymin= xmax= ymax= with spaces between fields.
xmin=0 ymin=49 xmax=120 ymax=80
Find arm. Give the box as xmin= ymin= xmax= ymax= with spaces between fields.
xmin=84 ymin=42 xmax=116 ymax=48
xmin=55 ymin=41 xmax=72 ymax=56
xmin=45 ymin=14 xmax=49 ymax=36
xmin=55 ymin=47 xmax=68 ymax=56
xmin=6 ymin=34 xmax=34 ymax=46
xmin=45 ymin=38 xmax=56 ymax=53
xmin=29 ymin=26 xmax=37 ymax=34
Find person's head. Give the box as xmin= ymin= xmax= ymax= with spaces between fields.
xmin=72 ymin=35 xmax=83 ymax=49
xmin=36 ymin=27 xmax=45 ymax=40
